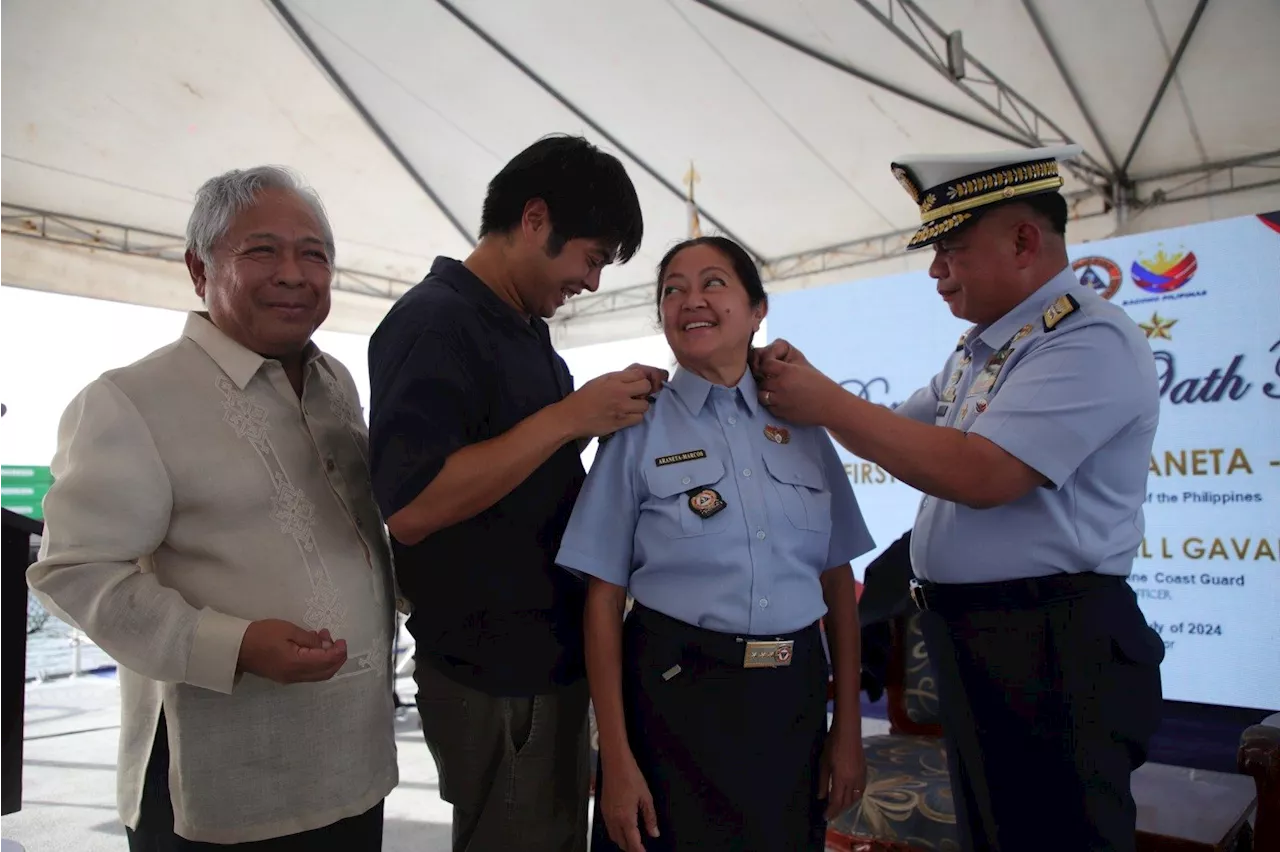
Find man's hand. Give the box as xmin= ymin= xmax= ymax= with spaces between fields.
xmin=755 ymin=356 xmax=842 ymax=426
xmin=818 ymin=724 xmax=867 ymax=820
xmin=625 ymin=362 xmax=669 ymax=397
xmin=555 ymin=367 xmax=655 ymax=439
xmin=237 ymin=619 xmax=348 ymax=684
xmin=601 ymin=751 xmax=660 ymax=852
xmin=750 ymin=338 xmax=810 ymax=375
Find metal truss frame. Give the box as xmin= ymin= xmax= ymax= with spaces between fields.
xmin=0 ymin=204 xmax=419 ymax=301
xmin=248 ymin=0 xmax=1273 ymax=331
xmin=551 ymin=151 xmax=1280 ymax=327
xmin=849 ymin=0 xmax=1111 ymax=185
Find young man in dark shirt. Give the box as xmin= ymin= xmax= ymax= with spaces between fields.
xmin=368 ymin=135 xmax=664 ymax=852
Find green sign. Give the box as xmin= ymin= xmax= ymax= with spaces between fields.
xmin=2 ymin=465 xmax=53 ymax=521
xmin=0 ymin=465 xmax=53 ymax=478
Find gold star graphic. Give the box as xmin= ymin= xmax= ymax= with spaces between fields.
xmin=1139 ymin=313 xmax=1177 ymax=340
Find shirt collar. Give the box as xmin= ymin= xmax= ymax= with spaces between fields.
xmin=976 ymin=265 xmax=1077 ymax=350
xmin=431 ymin=256 xmax=543 ymax=337
xmin=668 ymin=366 xmax=759 ymax=416
xmin=183 ymin=312 xmax=322 ymax=390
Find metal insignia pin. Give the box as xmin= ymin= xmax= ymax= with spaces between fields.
xmin=763 ymin=424 xmax=790 ymax=444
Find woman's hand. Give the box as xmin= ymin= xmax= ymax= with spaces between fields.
xmin=819 ymin=723 xmax=867 ymax=819
xmin=601 ymin=750 xmax=660 ymax=852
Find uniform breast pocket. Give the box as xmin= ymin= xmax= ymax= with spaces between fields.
xmin=642 ymin=456 xmax=733 ymax=538
xmin=761 ymin=450 xmax=832 ymax=533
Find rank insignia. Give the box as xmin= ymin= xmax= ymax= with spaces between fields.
xmin=763 ymin=424 xmax=790 ymax=444
xmin=1043 ymin=293 xmax=1079 ymax=331
xmin=687 ymin=487 xmax=727 ymax=519
xmin=958 ymin=403 xmax=969 ymax=421
xmin=941 ymin=385 xmax=957 ymax=403
xmin=968 ymin=369 xmax=997 ymax=396
xmin=1011 ymin=323 xmax=1034 ymax=344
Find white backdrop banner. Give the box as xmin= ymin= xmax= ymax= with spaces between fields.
xmin=769 ymin=211 xmax=1280 ymax=710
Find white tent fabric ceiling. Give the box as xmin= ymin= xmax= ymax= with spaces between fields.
xmin=3 ymin=0 xmax=1278 ymax=346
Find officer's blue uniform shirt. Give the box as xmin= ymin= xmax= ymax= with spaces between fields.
xmin=556 ymin=367 xmax=874 ymax=635
xmin=896 ymin=266 xmax=1160 ymax=584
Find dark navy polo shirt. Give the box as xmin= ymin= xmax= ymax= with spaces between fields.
xmin=368 ymin=257 xmax=587 ymax=696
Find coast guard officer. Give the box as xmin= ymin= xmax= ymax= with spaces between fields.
xmin=755 ymin=146 xmax=1166 ymax=852
xmin=558 ymin=236 xmax=875 ymax=851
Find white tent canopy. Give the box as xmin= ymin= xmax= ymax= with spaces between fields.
xmin=4 ymin=0 xmax=1278 ymax=346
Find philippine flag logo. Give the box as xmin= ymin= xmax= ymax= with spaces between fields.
xmin=1259 ymin=211 xmax=1280 ymax=234
xmin=1131 ymin=247 xmax=1198 ymax=294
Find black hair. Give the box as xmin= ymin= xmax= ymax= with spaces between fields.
xmin=654 ymin=236 xmax=767 ymax=321
xmin=956 ymin=192 xmax=1068 ymax=244
xmin=1025 ymin=192 xmax=1068 ymax=235
xmin=479 ymin=135 xmax=643 ymax=263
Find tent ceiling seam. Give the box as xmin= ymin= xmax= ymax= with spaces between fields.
xmin=692 ymin=0 xmax=1031 ymax=150
xmin=434 ymin=0 xmax=766 ymax=262
xmin=1020 ymin=0 xmax=1121 ymax=176
xmin=265 ymin=0 xmax=477 ymax=249
xmin=1122 ymin=0 xmax=1212 ymax=176
xmin=666 ymin=0 xmax=896 ymax=229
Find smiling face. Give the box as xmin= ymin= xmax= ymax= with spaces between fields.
xmin=509 ymin=198 xmax=613 ymax=319
xmin=659 ymin=242 xmax=766 ymax=381
xmin=188 ymin=186 xmax=332 ymax=356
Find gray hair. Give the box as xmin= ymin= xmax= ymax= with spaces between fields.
xmin=185 ymin=166 xmax=336 ymax=268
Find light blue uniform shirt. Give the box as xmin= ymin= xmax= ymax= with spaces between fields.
xmin=557 ymin=368 xmax=874 ymax=635
xmin=897 ymin=266 xmax=1160 ymax=584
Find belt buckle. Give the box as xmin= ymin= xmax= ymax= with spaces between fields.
xmin=743 ymin=640 xmax=794 ymax=668
xmin=909 ymin=579 xmax=929 ymax=611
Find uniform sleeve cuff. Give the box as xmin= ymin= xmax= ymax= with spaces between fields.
xmin=556 ymin=548 xmax=631 ymax=588
xmin=186 ymin=609 xmax=252 ymax=694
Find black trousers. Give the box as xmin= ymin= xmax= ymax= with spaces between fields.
xmin=126 ymin=713 xmax=384 ymax=851
xmin=592 ymin=604 xmax=828 ymax=852
xmin=917 ymin=576 xmax=1164 ymax=852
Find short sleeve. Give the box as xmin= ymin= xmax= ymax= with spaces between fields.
xmin=969 ymin=322 xmax=1149 ymax=489
xmin=368 ymin=318 xmax=484 ymax=519
xmin=555 ymin=427 xmax=643 ymax=587
xmin=816 ymin=430 xmax=875 ymax=568
xmin=894 ymin=371 xmax=943 ymax=423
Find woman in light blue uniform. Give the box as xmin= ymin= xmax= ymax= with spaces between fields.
xmin=556 ymin=236 xmax=874 ymax=851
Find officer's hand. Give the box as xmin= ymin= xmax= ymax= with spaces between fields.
xmin=556 ymin=367 xmax=653 ymax=439
xmin=601 ymin=751 xmax=660 ymax=852
xmin=750 ymin=338 xmax=810 ymax=374
xmin=819 ymin=725 xmax=867 ymax=819
xmin=756 ymin=358 xmax=841 ymax=427
xmin=237 ymin=620 xmax=348 ymax=683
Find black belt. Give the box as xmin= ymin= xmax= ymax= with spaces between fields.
xmin=628 ymin=603 xmax=819 ymax=669
xmin=909 ymin=572 xmax=1125 ymax=616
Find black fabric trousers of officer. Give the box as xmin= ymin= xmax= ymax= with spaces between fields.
xmin=592 ymin=603 xmax=828 ymax=852
xmin=916 ymin=574 xmax=1164 ymax=852
xmin=127 ymin=712 xmax=384 ymax=851
xmin=414 ymin=659 xmax=591 ymax=852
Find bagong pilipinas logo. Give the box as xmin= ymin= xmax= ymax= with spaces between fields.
xmin=1131 ymin=246 xmax=1198 ymax=294
xmin=1259 ymin=211 xmax=1280 ymax=234
xmin=1073 ymin=255 xmax=1122 ymax=300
